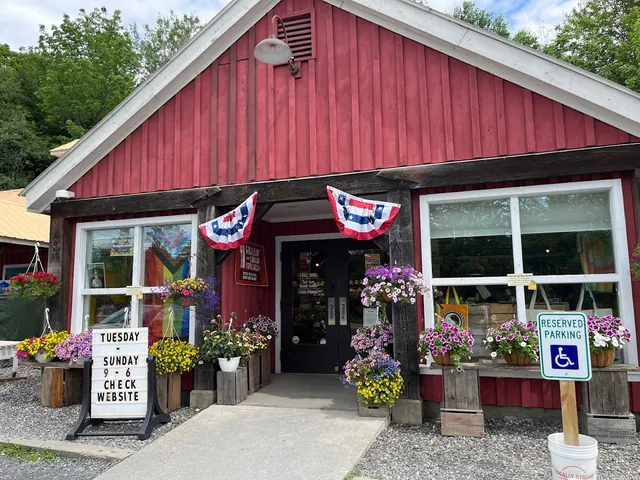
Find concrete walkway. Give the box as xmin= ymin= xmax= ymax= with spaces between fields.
xmin=95 ymin=404 xmax=387 ymax=480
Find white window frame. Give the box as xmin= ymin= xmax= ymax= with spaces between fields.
xmin=419 ymin=179 xmax=638 ymax=365
xmin=2 ymin=264 xmax=30 ymax=280
xmin=72 ymin=214 xmax=199 ymax=343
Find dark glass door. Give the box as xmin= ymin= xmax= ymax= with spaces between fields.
xmin=281 ymin=239 xmax=387 ymax=374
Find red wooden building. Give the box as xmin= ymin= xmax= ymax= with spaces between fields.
xmin=23 ymin=0 xmax=640 ymax=423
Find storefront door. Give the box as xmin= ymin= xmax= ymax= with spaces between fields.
xmin=280 ymin=239 xmax=387 ymax=374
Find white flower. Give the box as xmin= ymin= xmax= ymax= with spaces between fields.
xmin=486 ymin=336 xmax=494 ymax=343
xmin=490 ymin=351 xmax=498 ymax=359
xmin=520 ymin=341 xmax=527 ymax=347
xmin=267 ymin=335 xmax=272 ymax=340
xmin=245 ymin=328 xmax=251 ymax=333
xmin=483 ymin=340 xmax=487 ymax=345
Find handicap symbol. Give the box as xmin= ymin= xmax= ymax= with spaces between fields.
xmin=550 ymin=345 xmax=579 ymax=370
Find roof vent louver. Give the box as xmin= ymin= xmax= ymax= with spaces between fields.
xmin=277 ymin=11 xmax=314 ymax=62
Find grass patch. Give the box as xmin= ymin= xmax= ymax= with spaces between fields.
xmin=0 ymin=445 xmax=57 ymax=462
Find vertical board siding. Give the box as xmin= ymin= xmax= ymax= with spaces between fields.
xmin=69 ymin=1 xmax=636 ymax=198
xmin=0 ymin=245 xmax=48 ymax=279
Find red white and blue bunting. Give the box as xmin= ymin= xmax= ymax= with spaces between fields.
xmin=326 ymin=186 xmax=401 ymax=240
xmin=199 ymin=192 xmax=258 ymax=250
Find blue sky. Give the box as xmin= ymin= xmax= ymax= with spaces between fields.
xmin=0 ymin=0 xmax=579 ymax=50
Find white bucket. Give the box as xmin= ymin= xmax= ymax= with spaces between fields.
xmin=218 ymin=356 xmax=241 ymax=372
xmin=548 ymin=433 xmax=598 ymax=480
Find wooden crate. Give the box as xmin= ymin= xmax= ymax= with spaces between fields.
xmin=441 ymin=409 xmax=485 ymax=438
xmin=581 ymin=411 xmax=637 ymax=444
xmin=157 ymin=373 xmax=182 ymax=412
xmin=260 ymin=348 xmax=272 ymax=387
xmin=582 ymin=370 xmax=629 ymax=416
xmin=41 ymin=366 xmax=82 ymax=407
xmin=580 ymin=369 xmax=636 ymax=444
xmin=357 ymin=394 xmax=390 ymax=418
xmin=442 ymin=369 xmax=480 ymax=411
xmin=217 ymin=367 xmax=248 ymax=405
xmin=246 ymin=353 xmax=261 ymax=395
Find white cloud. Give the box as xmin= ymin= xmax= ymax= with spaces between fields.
xmin=0 ymin=0 xmax=580 ymax=51
xmin=0 ymin=0 xmax=226 ymax=50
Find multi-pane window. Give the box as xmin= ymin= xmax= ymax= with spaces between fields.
xmin=73 ymin=215 xmax=198 ymax=344
xmin=420 ymin=180 xmax=636 ymax=364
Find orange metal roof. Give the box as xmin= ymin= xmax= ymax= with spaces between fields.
xmin=0 ymin=190 xmax=50 ymax=244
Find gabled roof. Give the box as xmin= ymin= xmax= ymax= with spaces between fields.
xmin=22 ymin=0 xmax=640 ymax=213
xmin=0 ymin=190 xmax=50 ymax=246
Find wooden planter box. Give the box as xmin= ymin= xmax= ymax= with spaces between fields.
xmin=260 ymin=347 xmax=272 ymax=387
xmin=157 ymin=373 xmax=182 ymax=412
xmin=217 ymin=367 xmax=248 ymax=405
xmin=246 ymin=353 xmax=261 ymax=395
xmin=41 ymin=364 xmax=83 ymax=408
xmin=438 ymin=367 xmax=485 ymax=438
xmin=357 ymin=394 xmax=390 ymax=418
xmin=580 ymin=367 xmax=637 ymax=444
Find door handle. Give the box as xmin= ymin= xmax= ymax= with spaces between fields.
xmin=328 ymin=298 xmax=336 ymax=325
xmin=339 ymin=297 xmax=347 ymax=326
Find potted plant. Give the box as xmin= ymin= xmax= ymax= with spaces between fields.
xmin=418 ymin=322 xmax=474 ymax=368
xmin=158 ymin=277 xmax=219 ymax=312
xmin=7 ymin=272 xmax=60 ymax=299
xmin=200 ymin=328 xmax=250 ymax=373
xmin=15 ymin=330 xmax=69 ymax=363
xmin=241 ymin=331 xmax=268 ymax=394
xmin=587 ymin=314 xmax=631 ymax=367
xmin=243 ymin=314 xmax=278 ymax=385
xmin=149 ymin=338 xmax=199 ymax=412
xmin=350 ymin=321 xmax=393 ymax=356
xmin=484 ymin=319 xmax=539 ymax=366
xmin=342 ymin=351 xmax=404 ymax=416
xmin=54 ymin=331 xmax=92 ymax=365
xmin=361 ymin=265 xmax=429 ymax=314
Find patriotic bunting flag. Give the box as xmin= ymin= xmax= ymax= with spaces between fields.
xmin=199 ymin=192 xmax=258 ymax=250
xmin=327 ymin=186 xmax=401 ymax=240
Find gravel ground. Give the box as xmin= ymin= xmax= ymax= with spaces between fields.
xmin=0 ymin=455 xmax=116 ymax=480
xmin=0 ymin=365 xmax=199 ymax=451
xmin=355 ymin=418 xmax=640 ymax=480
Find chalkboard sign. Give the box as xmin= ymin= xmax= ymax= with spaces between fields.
xmin=91 ymin=328 xmax=148 ymax=419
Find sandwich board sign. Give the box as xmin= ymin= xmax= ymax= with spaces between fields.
xmin=67 ymin=327 xmax=170 ymax=440
xmin=538 ymin=312 xmax=592 ymax=382
xmin=91 ymin=328 xmax=149 ymax=419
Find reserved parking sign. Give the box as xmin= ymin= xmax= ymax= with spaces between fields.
xmin=538 ymin=312 xmax=592 ymax=381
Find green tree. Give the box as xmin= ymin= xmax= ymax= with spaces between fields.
xmin=132 ymin=11 xmax=202 ymax=81
xmin=453 ymin=1 xmax=511 ymax=38
xmin=545 ymin=0 xmax=640 ymax=92
xmin=36 ymin=7 xmax=139 ymax=137
xmin=452 ymin=1 xmax=541 ymax=50
xmin=0 ymin=63 xmax=50 ymax=189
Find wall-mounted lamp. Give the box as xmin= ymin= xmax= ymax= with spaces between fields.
xmin=254 ymin=15 xmax=300 ymax=77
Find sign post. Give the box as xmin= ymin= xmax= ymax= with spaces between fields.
xmin=539 ymin=312 xmax=592 ymax=446
xmin=67 ymin=327 xmax=169 ymax=440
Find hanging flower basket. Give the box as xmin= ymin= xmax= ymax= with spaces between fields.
xmin=360 ymin=265 xmax=429 ymax=309
xmin=7 ymin=272 xmax=60 ymax=300
xmin=503 ymin=351 xmax=532 ymax=366
xmin=432 ymin=351 xmax=454 ymax=366
xmin=591 ymin=348 xmax=616 ymax=368
xmin=157 ymin=277 xmax=219 ymax=313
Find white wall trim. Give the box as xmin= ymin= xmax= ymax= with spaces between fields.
xmin=72 ymin=214 xmax=198 ymax=340
xmin=419 ymin=179 xmax=638 ymax=366
xmin=274 ymin=232 xmax=345 ymax=373
xmin=23 ymin=0 xmax=640 ymax=213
